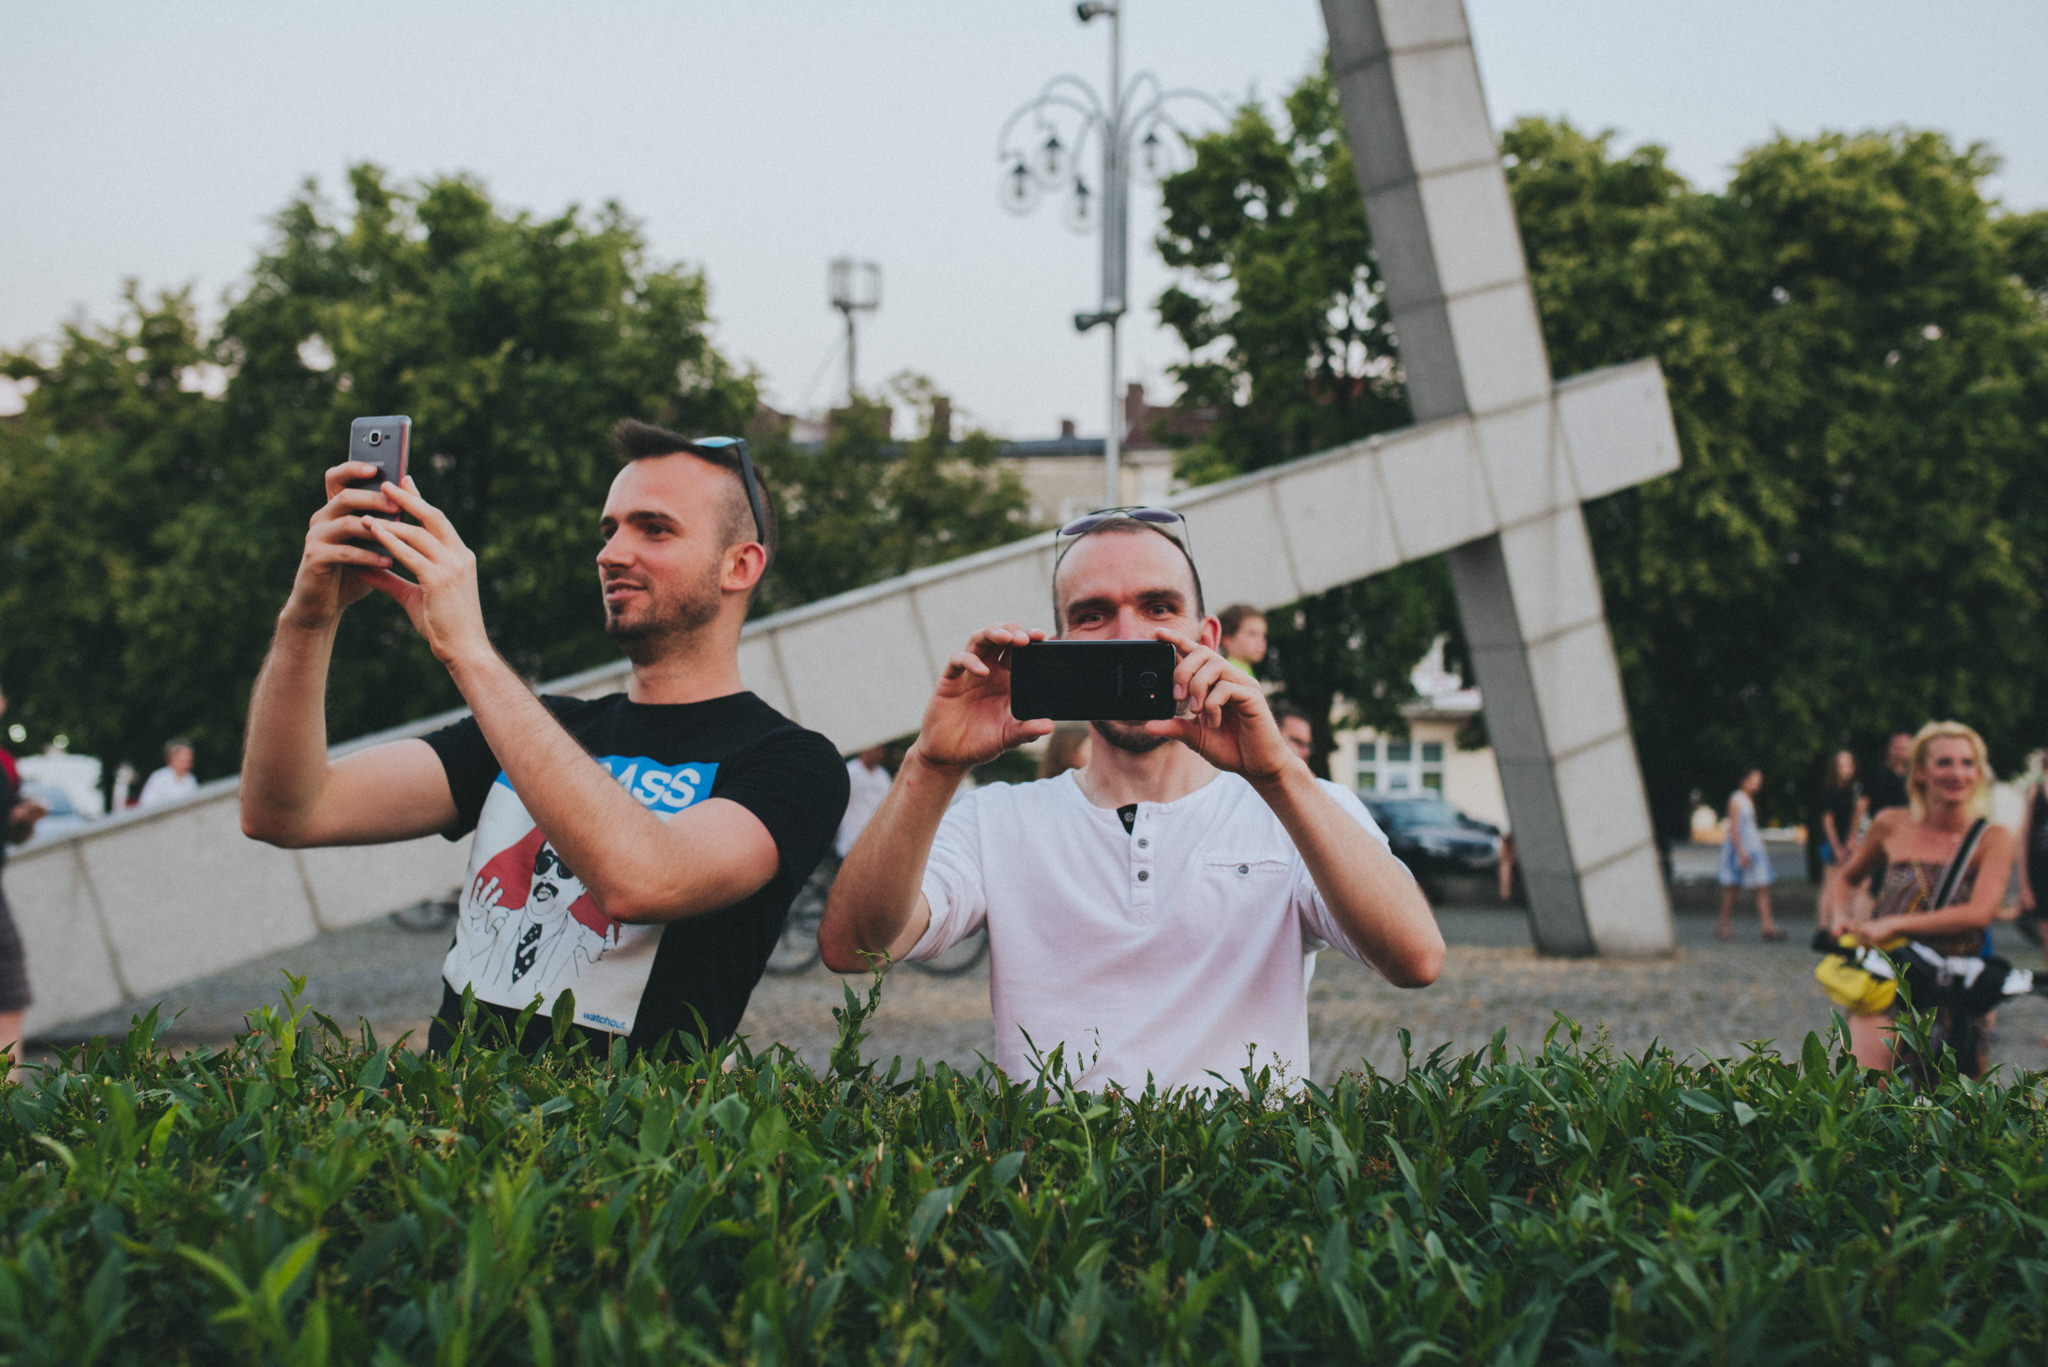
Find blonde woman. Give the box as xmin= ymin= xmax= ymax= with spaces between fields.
xmin=1834 ymin=721 xmax=2015 ymax=1075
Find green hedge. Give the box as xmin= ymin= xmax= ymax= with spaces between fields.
xmin=3 ymin=976 xmax=2045 ymax=1364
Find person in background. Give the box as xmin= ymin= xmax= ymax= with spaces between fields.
xmin=1217 ymin=604 xmax=1267 ymax=679
xmin=1861 ymin=731 xmax=1913 ymax=899
xmin=1036 ymin=723 xmax=1092 ymax=781
xmin=0 ymin=685 xmax=44 ymax=1083
xmin=2012 ymin=750 xmax=2048 ymax=948
xmin=835 ymin=745 xmax=894 ymax=860
xmin=1271 ymin=702 xmax=1315 ymax=767
xmin=136 ymin=738 xmax=198 ymax=809
xmin=1717 ymin=767 xmax=1785 ymax=942
xmin=1834 ymin=721 xmax=2014 ymax=1075
xmin=1816 ymin=749 xmax=1868 ymax=928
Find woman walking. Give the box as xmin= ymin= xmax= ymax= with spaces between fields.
xmin=1718 ymin=767 xmax=1785 ymax=942
xmin=1834 ymin=721 xmax=2014 ymax=1076
xmin=1816 ymin=750 xmax=1868 ymax=928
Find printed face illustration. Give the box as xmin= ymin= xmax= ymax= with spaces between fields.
xmin=532 ymin=842 xmax=574 ymax=903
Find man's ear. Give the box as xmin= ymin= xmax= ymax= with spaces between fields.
xmin=1198 ymin=614 xmax=1222 ymax=650
xmin=724 ymin=542 xmax=768 ymax=594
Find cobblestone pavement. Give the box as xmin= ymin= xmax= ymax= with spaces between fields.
xmin=34 ymin=903 xmax=2048 ymax=1083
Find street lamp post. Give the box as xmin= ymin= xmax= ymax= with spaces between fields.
xmin=998 ymin=2 xmax=1219 ymax=508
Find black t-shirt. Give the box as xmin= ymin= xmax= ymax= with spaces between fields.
xmin=420 ymin=691 xmax=848 ymax=1056
xmin=0 ymin=750 xmax=16 ymax=874
xmin=1866 ymin=767 xmax=1909 ymax=817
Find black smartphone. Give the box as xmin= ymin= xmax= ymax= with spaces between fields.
xmin=346 ymin=415 xmax=411 ymax=500
xmin=1009 ymin=640 xmax=1177 ymax=722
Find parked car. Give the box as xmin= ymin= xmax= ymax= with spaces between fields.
xmin=11 ymin=780 xmax=96 ymax=844
xmin=1359 ymin=793 xmax=1501 ymax=889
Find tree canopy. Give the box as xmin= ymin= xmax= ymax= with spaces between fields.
xmin=0 ymin=168 xmax=1029 ymax=782
xmin=1507 ymin=119 xmax=2048 ymax=812
xmin=1155 ymin=67 xmax=2048 ymax=815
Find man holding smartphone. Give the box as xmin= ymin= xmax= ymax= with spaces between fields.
xmin=819 ymin=509 xmax=1442 ymax=1092
xmin=242 ymin=420 xmax=847 ymax=1057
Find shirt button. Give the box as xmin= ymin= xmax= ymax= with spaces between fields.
xmin=1237 ymin=864 xmax=1250 ymax=875
xmin=1136 ymin=870 xmax=1150 ymax=882
xmin=1137 ymin=838 xmax=1149 ymax=849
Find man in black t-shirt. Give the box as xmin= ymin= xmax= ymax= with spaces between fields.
xmin=1862 ymin=731 xmax=1914 ymax=898
xmin=242 ymin=421 xmax=847 ymax=1057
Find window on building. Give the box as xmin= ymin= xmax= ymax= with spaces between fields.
xmin=1355 ymin=732 xmax=1449 ymax=795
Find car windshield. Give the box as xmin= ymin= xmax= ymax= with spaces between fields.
xmin=1373 ymin=798 xmax=1462 ymax=828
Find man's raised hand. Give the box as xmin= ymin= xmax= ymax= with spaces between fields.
xmin=280 ymin=461 xmax=405 ymax=631
xmin=365 ymin=478 xmax=493 ymax=669
xmin=1141 ymin=627 xmax=1296 ymax=784
xmin=914 ymin=624 xmax=1054 ymax=772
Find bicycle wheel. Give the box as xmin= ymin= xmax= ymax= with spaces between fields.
xmin=763 ymin=861 xmax=831 ymax=975
xmin=912 ymin=928 xmax=989 ymax=978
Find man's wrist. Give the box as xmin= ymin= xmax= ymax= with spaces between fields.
xmin=904 ymin=742 xmax=974 ymax=785
xmin=443 ymin=641 xmax=515 ymax=692
xmin=277 ymin=597 xmax=341 ymax=637
xmin=1247 ymin=754 xmax=1313 ymax=799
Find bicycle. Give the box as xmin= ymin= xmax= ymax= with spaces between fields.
xmin=762 ymin=856 xmax=988 ymax=977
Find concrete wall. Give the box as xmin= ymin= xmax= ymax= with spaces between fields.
xmin=7 ymin=358 xmax=1674 ymax=1037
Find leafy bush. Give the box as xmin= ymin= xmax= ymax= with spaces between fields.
xmin=3 ymin=976 xmax=2044 ymax=1364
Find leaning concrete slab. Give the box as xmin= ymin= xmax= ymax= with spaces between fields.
xmin=1321 ymin=0 xmax=1677 ymax=956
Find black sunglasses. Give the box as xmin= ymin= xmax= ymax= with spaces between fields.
xmin=1054 ymin=506 xmax=1191 ymax=566
xmin=679 ymin=436 xmax=767 ymax=549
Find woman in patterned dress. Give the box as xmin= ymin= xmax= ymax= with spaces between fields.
xmin=1834 ymin=721 xmax=2014 ymax=1075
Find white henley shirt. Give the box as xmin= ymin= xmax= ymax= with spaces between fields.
xmin=909 ymin=766 xmax=1394 ymax=1092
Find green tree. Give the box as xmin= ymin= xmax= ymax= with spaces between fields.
xmin=1155 ymin=69 xmax=1460 ymax=769
xmin=1506 ymin=120 xmax=2048 ymax=811
xmin=2 ymin=170 xmax=1041 ymax=785
xmin=754 ymin=376 xmax=1036 ymax=616
xmin=2 ymin=165 xmax=755 ymax=778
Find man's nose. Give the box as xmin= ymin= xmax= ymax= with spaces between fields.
xmin=596 ymin=533 xmax=627 ymax=567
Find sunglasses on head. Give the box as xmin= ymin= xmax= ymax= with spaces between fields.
xmin=1054 ymin=506 xmax=1191 ymax=566
xmin=677 ymin=436 xmax=767 ymax=548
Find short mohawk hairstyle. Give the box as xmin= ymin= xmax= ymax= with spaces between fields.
xmin=605 ymin=418 xmax=779 ymax=591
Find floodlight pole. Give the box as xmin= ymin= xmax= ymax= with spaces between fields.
xmin=829 ymin=258 xmax=881 ymax=402
xmin=998 ymin=2 xmax=1218 ymax=508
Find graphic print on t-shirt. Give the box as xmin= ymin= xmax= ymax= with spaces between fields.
xmin=443 ymin=755 xmax=719 ymax=1035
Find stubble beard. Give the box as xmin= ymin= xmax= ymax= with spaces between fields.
xmin=1091 ymin=718 xmax=1171 ymax=755
xmin=603 ymin=568 xmax=723 ymax=666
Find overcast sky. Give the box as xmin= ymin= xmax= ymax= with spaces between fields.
xmin=5 ymin=2 xmax=2043 ymax=438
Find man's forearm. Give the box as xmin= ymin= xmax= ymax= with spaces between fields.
xmin=1252 ymin=764 xmax=1443 ymax=987
xmin=240 ymin=617 xmax=342 ymax=841
xmin=443 ymin=649 xmax=710 ymax=923
xmin=820 ymin=747 xmax=963 ymax=969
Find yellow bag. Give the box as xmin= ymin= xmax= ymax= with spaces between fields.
xmin=1813 ymin=933 xmax=1905 ymax=1015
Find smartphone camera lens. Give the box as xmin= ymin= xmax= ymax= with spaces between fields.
xmin=1137 ymin=670 xmax=1159 ymax=693
xmin=366 ymin=430 xmax=383 ymax=446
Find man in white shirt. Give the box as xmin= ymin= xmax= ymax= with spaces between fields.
xmin=137 ymin=738 xmax=198 ymax=808
xmin=820 ymin=509 xmax=1442 ymax=1092
xmin=834 ymin=746 xmax=894 ymax=859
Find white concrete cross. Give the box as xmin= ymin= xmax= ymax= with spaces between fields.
xmin=1314 ymin=0 xmax=1678 ymax=954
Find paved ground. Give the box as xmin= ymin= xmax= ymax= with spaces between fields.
xmin=36 ymin=892 xmax=2048 ymax=1083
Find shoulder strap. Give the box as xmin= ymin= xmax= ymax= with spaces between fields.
xmin=1931 ymin=818 xmax=1989 ymax=909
